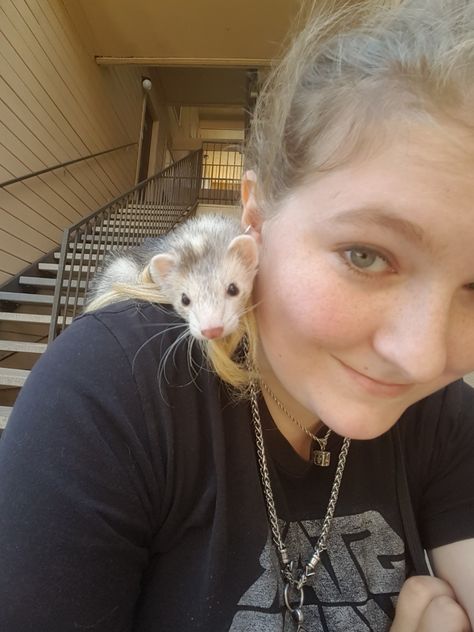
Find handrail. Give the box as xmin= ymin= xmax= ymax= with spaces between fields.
xmin=64 ymin=153 xmax=195 ymax=234
xmin=48 ymin=149 xmax=203 ymax=342
xmin=0 ymin=142 xmax=137 ymax=188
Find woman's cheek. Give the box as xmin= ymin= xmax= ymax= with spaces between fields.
xmin=278 ymin=272 xmax=374 ymax=348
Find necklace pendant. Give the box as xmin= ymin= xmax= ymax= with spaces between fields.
xmin=291 ymin=607 xmax=304 ymax=630
xmin=284 ymin=581 xmax=305 ymax=630
xmin=312 ymin=448 xmax=331 ymax=467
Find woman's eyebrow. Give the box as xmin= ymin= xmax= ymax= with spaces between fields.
xmin=331 ymin=207 xmax=435 ymax=253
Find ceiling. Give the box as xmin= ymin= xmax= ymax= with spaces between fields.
xmin=155 ymin=68 xmax=249 ymax=106
xmin=63 ymin=0 xmax=336 ymax=139
xmin=65 ymin=0 xmax=304 ymax=67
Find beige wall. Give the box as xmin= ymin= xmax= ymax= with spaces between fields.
xmin=144 ymin=70 xmax=173 ymax=176
xmin=0 ymin=0 xmax=145 ymax=285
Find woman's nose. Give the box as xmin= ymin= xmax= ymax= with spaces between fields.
xmin=373 ymin=288 xmax=450 ymax=384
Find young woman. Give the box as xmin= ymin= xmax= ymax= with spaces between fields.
xmin=1 ymin=1 xmax=473 ymax=630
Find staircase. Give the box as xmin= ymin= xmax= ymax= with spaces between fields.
xmin=0 ymin=257 xmax=77 ymax=429
xmin=0 ymin=151 xmax=203 ymax=432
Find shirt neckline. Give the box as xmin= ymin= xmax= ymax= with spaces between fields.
xmin=257 ymin=394 xmax=343 ymax=478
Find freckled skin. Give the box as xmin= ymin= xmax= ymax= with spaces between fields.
xmin=245 ymin=124 xmax=474 ymax=440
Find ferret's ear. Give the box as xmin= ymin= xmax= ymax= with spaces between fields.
xmin=148 ymin=253 xmax=176 ymax=284
xmin=241 ymin=170 xmax=263 ymax=242
xmin=227 ymin=235 xmax=259 ymax=271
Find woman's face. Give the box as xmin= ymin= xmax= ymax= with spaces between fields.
xmin=243 ymin=124 xmax=474 ymax=439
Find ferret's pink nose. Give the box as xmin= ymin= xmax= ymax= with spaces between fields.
xmin=201 ymin=326 xmax=224 ymax=340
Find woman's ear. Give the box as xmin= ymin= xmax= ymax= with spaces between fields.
xmin=241 ymin=170 xmax=263 ymax=242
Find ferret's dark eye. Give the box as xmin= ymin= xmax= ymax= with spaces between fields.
xmin=227 ymin=283 xmax=239 ymax=297
xmin=181 ymin=293 xmax=191 ymax=306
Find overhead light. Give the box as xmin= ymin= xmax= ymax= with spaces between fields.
xmin=142 ymin=77 xmax=152 ymax=92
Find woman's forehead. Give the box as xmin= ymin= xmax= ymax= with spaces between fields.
xmin=278 ymin=128 xmax=474 ymax=259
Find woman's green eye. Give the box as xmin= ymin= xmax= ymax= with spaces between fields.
xmin=349 ymin=249 xmax=378 ymax=269
xmin=342 ymin=248 xmax=391 ymax=274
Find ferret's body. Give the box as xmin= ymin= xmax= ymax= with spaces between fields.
xmin=87 ymin=214 xmax=259 ymax=340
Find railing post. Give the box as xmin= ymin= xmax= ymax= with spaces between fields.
xmin=48 ymin=228 xmax=71 ymax=342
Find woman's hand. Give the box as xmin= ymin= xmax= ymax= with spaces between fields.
xmin=390 ymin=576 xmax=471 ymax=632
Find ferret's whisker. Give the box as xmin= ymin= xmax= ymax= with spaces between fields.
xmin=187 ymin=337 xmax=206 ymax=390
xmin=186 ymin=336 xmax=197 ymax=381
xmin=149 ymin=302 xmax=173 ymax=316
xmin=173 ymin=335 xmax=201 ymax=390
xmin=240 ymin=298 xmax=262 ymax=316
xmin=131 ymin=323 xmax=188 ymax=372
xmin=157 ymin=328 xmax=190 ymax=395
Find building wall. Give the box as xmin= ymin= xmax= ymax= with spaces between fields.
xmin=0 ymin=0 xmax=145 ymax=285
xmin=144 ymin=70 xmax=174 ymax=176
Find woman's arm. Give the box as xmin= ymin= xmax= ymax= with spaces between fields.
xmin=0 ymin=312 xmax=158 ymax=631
xmin=428 ymin=539 xmax=474 ymax=626
xmin=390 ymin=574 xmax=471 ymax=632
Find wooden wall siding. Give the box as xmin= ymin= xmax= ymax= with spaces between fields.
xmin=0 ymin=0 xmax=144 ymax=285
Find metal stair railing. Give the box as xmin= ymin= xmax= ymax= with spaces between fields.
xmin=48 ymin=149 xmax=203 ymax=342
xmin=0 ymin=142 xmax=137 ymax=189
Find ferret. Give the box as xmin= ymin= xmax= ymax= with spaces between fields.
xmin=86 ymin=214 xmax=259 ymax=341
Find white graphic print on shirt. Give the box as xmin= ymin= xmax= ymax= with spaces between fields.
xmin=229 ymin=510 xmax=405 ymax=631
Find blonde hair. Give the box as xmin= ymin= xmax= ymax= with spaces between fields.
xmin=85 ymin=265 xmax=167 ymax=312
xmin=87 ymin=0 xmax=474 ymax=392
xmin=246 ymin=0 xmax=474 ymax=215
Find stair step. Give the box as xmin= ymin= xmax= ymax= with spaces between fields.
xmin=39 ymin=263 xmax=96 ymax=273
xmin=70 ymin=242 xmax=146 ymax=252
xmin=20 ymin=276 xmax=87 ymax=289
xmin=54 ymin=252 xmax=100 ymax=262
xmin=91 ymin=228 xmax=164 ymax=240
xmin=118 ymin=204 xmax=182 ymax=211
xmin=0 ymin=406 xmax=12 ymax=429
xmin=19 ymin=276 xmax=56 ymax=288
xmin=0 ymin=292 xmax=84 ymax=307
xmin=69 ymin=243 xmax=109 ymax=251
xmin=0 ymin=311 xmax=72 ymax=324
xmin=92 ymin=227 xmax=157 ymax=236
xmin=85 ymin=235 xmax=126 ymax=244
xmin=100 ymin=220 xmax=158 ymax=228
xmin=74 ymin=241 xmax=160 ymax=251
xmin=0 ymin=340 xmax=47 ymax=353
xmin=0 ymin=367 xmax=30 ymax=387
xmin=0 ymin=292 xmax=54 ymax=305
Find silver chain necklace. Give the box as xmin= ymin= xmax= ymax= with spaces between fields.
xmin=261 ymin=380 xmax=332 ymax=467
xmin=248 ymin=370 xmax=351 ymax=630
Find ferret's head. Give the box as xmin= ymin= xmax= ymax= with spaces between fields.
xmin=148 ymin=234 xmax=259 ymax=340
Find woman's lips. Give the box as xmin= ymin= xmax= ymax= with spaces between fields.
xmin=337 ymin=359 xmax=413 ymax=397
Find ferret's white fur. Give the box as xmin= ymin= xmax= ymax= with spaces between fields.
xmin=87 ymin=214 xmax=259 ymax=341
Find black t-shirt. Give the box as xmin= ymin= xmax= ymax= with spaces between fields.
xmin=1 ymin=301 xmax=473 ymax=632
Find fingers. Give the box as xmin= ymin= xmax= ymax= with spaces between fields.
xmin=418 ymin=595 xmax=471 ymax=632
xmin=391 ymin=576 xmax=471 ymax=632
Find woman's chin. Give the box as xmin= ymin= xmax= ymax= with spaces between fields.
xmin=316 ymin=403 xmax=406 ymax=441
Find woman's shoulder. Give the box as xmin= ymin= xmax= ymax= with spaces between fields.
xmin=73 ymin=300 xmax=182 ymax=348
xmin=402 ymin=378 xmax=474 ymax=431
xmin=395 ymin=380 xmax=474 ymax=491
xmin=399 ymin=379 xmax=474 ymax=504
xmin=399 ymin=380 xmax=474 ymax=550
xmin=56 ymin=299 xmax=213 ymax=395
